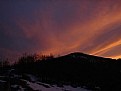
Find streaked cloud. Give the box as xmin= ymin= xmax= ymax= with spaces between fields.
xmin=1 ymin=0 xmax=121 ymax=60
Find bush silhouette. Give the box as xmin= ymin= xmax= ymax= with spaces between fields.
xmin=2 ymin=52 xmax=121 ymax=91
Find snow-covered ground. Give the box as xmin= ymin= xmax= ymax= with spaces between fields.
xmin=0 ymin=70 xmax=91 ymax=91
xmin=20 ymin=74 xmax=91 ymax=91
xmin=21 ymin=79 xmax=90 ymax=91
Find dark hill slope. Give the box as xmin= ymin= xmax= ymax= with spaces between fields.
xmin=15 ymin=52 xmax=121 ymax=90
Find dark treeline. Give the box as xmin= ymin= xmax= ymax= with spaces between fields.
xmin=1 ymin=52 xmax=121 ymax=90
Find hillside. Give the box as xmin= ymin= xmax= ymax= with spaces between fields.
xmin=0 ymin=52 xmax=121 ymax=91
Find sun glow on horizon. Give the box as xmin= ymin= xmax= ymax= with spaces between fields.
xmin=1 ymin=0 xmax=121 ymax=59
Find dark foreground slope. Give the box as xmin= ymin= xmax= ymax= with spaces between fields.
xmin=1 ymin=52 xmax=121 ymax=91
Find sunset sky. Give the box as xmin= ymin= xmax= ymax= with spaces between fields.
xmin=1 ymin=0 xmax=121 ymax=60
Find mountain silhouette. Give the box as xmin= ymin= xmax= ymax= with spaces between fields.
xmin=1 ymin=52 xmax=121 ymax=91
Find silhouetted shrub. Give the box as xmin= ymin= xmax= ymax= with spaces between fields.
xmin=7 ymin=52 xmax=121 ymax=90
xmin=0 ymin=58 xmax=10 ymax=67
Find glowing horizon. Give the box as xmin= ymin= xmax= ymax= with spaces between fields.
xmin=1 ymin=0 xmax=121 ymax=60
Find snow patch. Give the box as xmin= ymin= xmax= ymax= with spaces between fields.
xmin=25 ymin=74 xmax=38 ymax=82
xmin=22 ymin=79 xmax=91 ymax=91
xmin=11 ymin=85 xmax=25 ymax=91
xmin=0 ymin=80 xmax=6 ymax=83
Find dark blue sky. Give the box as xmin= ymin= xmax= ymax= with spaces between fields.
xmin=1 ymin=0 xmax=121 ymax=61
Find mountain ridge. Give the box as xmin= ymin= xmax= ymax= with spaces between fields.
xmin=0 ymin=52 xmax=121 ymax=91
xmin=67 ymin=52 xmax=113 ymax=59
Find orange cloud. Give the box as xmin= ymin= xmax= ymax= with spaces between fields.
xmin=9 ymin=0 xmax=121 ymax=58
